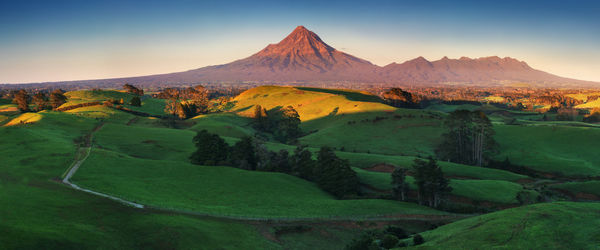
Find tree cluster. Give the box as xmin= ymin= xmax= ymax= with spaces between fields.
xmin=190 ymin=130 xmax=358 ymax=198
xmin=436 ymin=110 xmax=496 ymax=166
xmin=12 ymin=89 xmax=67 ymax=112
xmin=382 ymin=88 xmax=422 ymax=108
xmin=161 ymin=85 xmax=210 ymax=119
xmin=123 ymin=84 xmax=144 ymax=96
xmin=253 ymin=105 xmax=302 ymax=143
xmin=345 ymin=226 xmax=411 ymax=249
xmin=412 ymin=158 xmax=451 ymax=208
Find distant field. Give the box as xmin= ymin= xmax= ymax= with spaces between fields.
xmin=410 ymin=202 xmax=600 ymax=249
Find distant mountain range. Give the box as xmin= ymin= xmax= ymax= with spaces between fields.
xmin=4 ymin=26 xmax=598 ymax=88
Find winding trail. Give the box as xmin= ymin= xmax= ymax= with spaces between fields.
xmin=61 ymin=122 xmax=144 ymax=209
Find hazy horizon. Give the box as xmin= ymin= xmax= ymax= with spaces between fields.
xmin=1 ymin=0 xmax=599 ymax=84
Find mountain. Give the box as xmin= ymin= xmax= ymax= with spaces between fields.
xmin=379 ymin=56 xmax=582 ymax=86
xmin=4 ymin=25 xmax=597 ymax=88
xmin=158 ymin=26 xmax=380 ymax=82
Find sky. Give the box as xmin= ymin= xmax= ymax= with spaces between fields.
xmin=1 ymin=0 xmax=599 ymax=83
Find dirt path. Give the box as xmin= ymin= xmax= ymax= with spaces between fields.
xmin=62 ymin=122 xmax=144 ymax=209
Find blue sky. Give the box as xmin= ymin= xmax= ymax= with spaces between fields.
xmin=1 ymin=0 xmax=599 ymax=83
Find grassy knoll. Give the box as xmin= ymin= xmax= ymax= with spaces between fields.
xmin=65 ymin=105 xmax=135 ymax=124
xmin=4 ymin=112 xmax=43 ymax=126
xmin=0 ymin=112 xmax=275 ymax=249
xmin=494 ymin=124 xmax=600 ymax=177
xmin=72 ymin=147 xmax=448 ymax=219
xmin=354 ymin=169 xmax=527 ymax=204
xmin=94 ymin=123 xmax=196 ymax=161
xmin=190 ymin=112 xmax=256 ymax=138
xmin=408 ymin=202 xmax=600 ymax=249
xmin=232 ymin=86 xmax=395 ymax=121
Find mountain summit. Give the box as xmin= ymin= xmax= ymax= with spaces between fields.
xmin=185 ymin=25 xmax=379 ymax=82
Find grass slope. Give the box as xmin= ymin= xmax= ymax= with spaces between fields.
xmin=494 ymin=124 xmax=600 ymax=177
xmin=410 ymin=202 xmax=600 ymax=249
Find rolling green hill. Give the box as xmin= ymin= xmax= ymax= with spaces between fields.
xmin=408 ymin=202 xmax=600 ymax=249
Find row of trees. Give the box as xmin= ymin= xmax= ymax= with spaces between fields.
xmin=161 ymin=86 xmax=210 ymax=119
xmin=13 ymin=89 xmax=67 ymax=112
xmin=190 ymin=130 xmax=359 ymax=198
xmin=391 ymin=158 xmax=452 ymax=208
xmin=253 ymin=105 xmax=302 ymax=143
xmin=436 ymin=110 xmax=497 ymax=166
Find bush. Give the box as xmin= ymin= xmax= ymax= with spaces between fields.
xmin=381 ymin=234 xmax=399 ymax=249
xmin=345 ymin=234 xmax=374 ymax=250
xmin=413 ymin=234 xmax=425 ymax=246
xmin=384 ymin=226 xmax=408 ymax=239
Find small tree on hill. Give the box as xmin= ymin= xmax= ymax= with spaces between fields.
xmin=13 ymin=89 xmax=30 ymax=112
xmin=275 ymin=105 xmax=301 ymax=143
xmin=130 ymin=96 xmax=141 ymax=107
xmin=253 ymin=104 xmax=270 ymax=131
xmin=49 ymin=89 xmax=67 ymax=110
xmin=314 ymin=147 xmax=359 ymax=198
xmin=391 ymin=167 xmax=409 ymax=201
xmin=290 ymin=146 xmax=315 ymax=180
xmin=190 ymin=130 xmax=230 ymax=165
xmin=230 ymin=136 xmax=257 ymax=170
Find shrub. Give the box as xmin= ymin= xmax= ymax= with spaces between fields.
xmin=381 ymin=234 xmax=399 ymax=249
xmin=413 ymin=234 xmax=425 ymax=246
xmin=384 ymin=226 xmax=408 ymax=239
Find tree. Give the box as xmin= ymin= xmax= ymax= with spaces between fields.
xmin=413 ymin=234 xmax=425 ymax=246
xmin=130 ymin=96 xmax=141 ymax=106
xmin=436 ymin=110 xmax=496 ymax=166
xmin=391 ymin=167 xmax=409 ymax=201
xmin=190 ymin=130 xmax=229 ymax=165
xmin=253 ymin=104 xmax=270 ymax=131
xmin=230 ymin=136 xmax=257 ymax=170
xmin=412 ymin=158 xmax=451 ymax=208
xmin=32 ymin=92 xmax=49 ymax=111
xmin=13 ymin=89 xmax=29 ymax=112
xmin=381 ymin=234 xmax=399 ymax=249
xmin=275 ymin=105 xmax=301 ymax=143
xmin=290 ymin=146 xmax=315 ymax=180
xmin=314 ymin=147 xmax=359 ymax=198
xmin=123 ymin=84 xmax=143 ymax=95
xmin=50 ymin=89 xmax=67 ymax=109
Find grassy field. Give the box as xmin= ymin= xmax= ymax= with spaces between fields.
xmin=299 ymin=109 xmax=444 ymax=156
xmin=73 ymin=146 xmax=448 ymax=219
xmin=409 ymin=202 xmax=600 ymax=249
xmin=494 ymin=124 xmax=600 ymax=177
xmin=0 ymin=111 xmax=276 ymax=249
